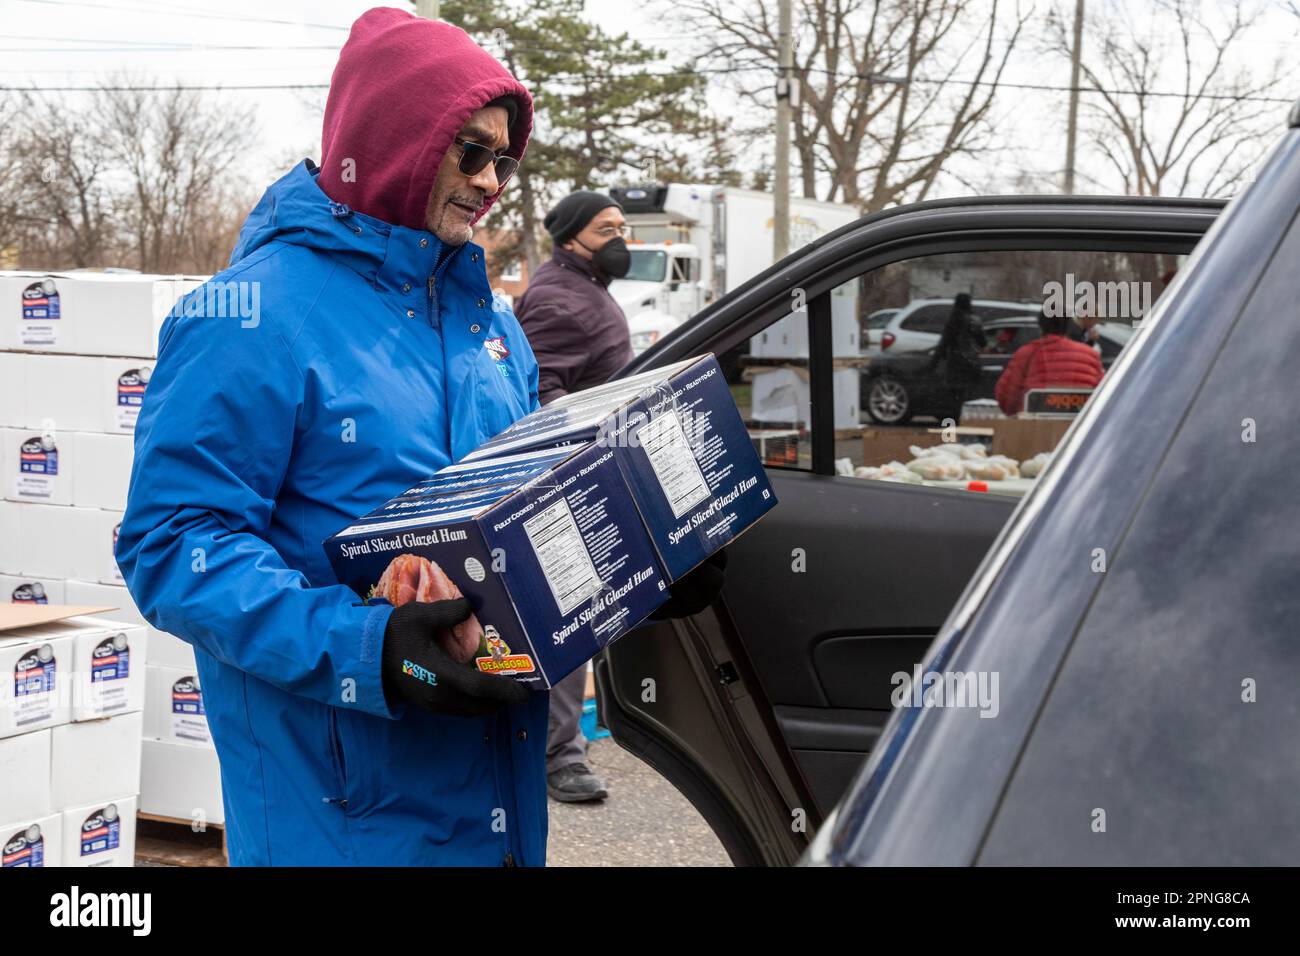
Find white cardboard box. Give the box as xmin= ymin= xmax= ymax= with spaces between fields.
xmin=0 ymin=811 xmax=62 ymax=867
xmin=0 ymin=501 xmax=18 ymax=574
xmin=0 ymin=729 xmax=52 ymax=822
xmin=17 ymin=503 xmax=101 ymax=582
xmin=61 ymin=794 xmax=137 ymax=867
xmin=65 ymin=617 xmax=147 ymax=722
xmin=0 ymin=352 xmax=22 ymax=427
xmin=72 ymin=433 xmax=133 ymax=511
xmin=11 ymin=354 xmax=103 ymax=432
xmin=0 ymin=574 xmax=66 ymax=606
xmin=750 ymin=366 xmax=861 ymax=431
xmin=145 ymin=664 xmax=210 ymax=745
xmin=0 ymin=270 xmax=189 ymax=357
xmin=141 ymin=738 xmax=223 ymax=826
xmin=96 ymin=509 xmax=125 ymax=585
xmin=4 ymin=426 xmax=76 ymax=505
xmin=50 ymin=711 xmax=143 ymax=809
xmin=62 ymin=580 xmax=195 ymax=670
xmin=0 ymin=626 xmax=72 ymax=738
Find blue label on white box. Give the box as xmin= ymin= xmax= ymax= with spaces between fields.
xmin=171 ymin=675 xmax=209 ymax=742
xmin=18 ymin=436 xmax=57 ymax=476
xmin=20 ymin=278 xmax=60 ymax=347
xmin=80 ymin=805 xmax=121 ymax=858
xmin=10 ymin=581 xmax=49 ymax=604
xmin=90 ymin=633 xmax=130 ymax=681
xmin=2 ymin=826 xmax=45 ymax=868
xmin=115 ymin=366 xmax=151 ymax=429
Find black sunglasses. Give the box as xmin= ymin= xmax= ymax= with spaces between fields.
xmin=455 ymin=139 xmax=519 ymax=184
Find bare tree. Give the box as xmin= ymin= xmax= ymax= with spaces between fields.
xmin=676 ymin=0 xmax=1029 ymax=211
xmin=1046 ymin=0 xmax=1286 ymax=197
xmin=98 ymin=78 xmax=257 ymax=273
xmin=0 ymin=94 xmax=31 ymax=262
xmin=8 ymin=92 xmax=117 ymax=269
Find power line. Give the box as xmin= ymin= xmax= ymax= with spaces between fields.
xmin=0 ymin=44 xmax=343 ymax=52
xmin=14 ymin=0 xmax=351 ymax=31
xmin=3 ymin=69 xmax=1294 ymax=105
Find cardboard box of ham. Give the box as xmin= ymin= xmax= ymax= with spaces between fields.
xmin=1 ymin=271 xmax=196 ymax=357
xmin=4 ymin=427 xmax=75 ymax=505
xmin=61 ymin=795 xmax=137 ymax=867
xmin=0 ymin=813 xmax=61 ymax=868
xmin=1 ymin=575 xmax=66 ymax=606
xmin=325 ymin=354 xmax=777 ymax=689
xmin=0 ymin=729 xmax=52 ymax=824
xmin=63 ymin=579 xmax=195 ymax=671
xmin=460 ymin=354 xmax=778 ymax=581
xmin=0 ymin=626 xmax=73 ymax=737
xmin=326 ymin=445 xmax=669 ymax=690
xmin=141 ymin=739 xmax=223 ymax=825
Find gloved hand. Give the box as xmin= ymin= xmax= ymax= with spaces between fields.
xmin=381 ymin=599 xmax=529 ymax=716
xmin=650 ymin=549 xmax=728 ymax=621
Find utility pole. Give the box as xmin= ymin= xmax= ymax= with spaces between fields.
xmin=416 ymin=0 xmax=440 ymax=19
xmin=774 ymin=0 xmax=793 ymax=260
xmin=1064 ymin=0 xmax=1085 ymax=194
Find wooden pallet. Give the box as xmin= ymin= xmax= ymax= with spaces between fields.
xmin=135 ymin=813 xmax=228 ymax=867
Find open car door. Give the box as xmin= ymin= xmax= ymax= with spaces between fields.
xmin=594 ymin=196 xmax=1221 ymax=866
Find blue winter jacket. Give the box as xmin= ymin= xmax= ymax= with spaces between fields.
xmin=116 ymin=160 xmax=550 ymax=865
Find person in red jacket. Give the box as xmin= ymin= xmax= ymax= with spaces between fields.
xmin=995 ymin=310 xmax=1105 ymax=415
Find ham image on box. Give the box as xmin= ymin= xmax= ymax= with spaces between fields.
xmin=325 ymin=354 xmax=777 ymax=689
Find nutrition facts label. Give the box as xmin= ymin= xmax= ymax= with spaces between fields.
xmin=638 ymin=410 xmax=711 ymax=519
xmin=524 ymin=498 xmax=604 ymax=616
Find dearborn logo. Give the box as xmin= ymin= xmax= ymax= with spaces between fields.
xmin=475 ymin=631 xmax=534 ymax=674
xmin=484 ymin=336 xmax=509 ymax=361
xmin=475 ymin=654 xmax=535 ymax=674
xmin=401 ymin=660 xmax=437 ymax=686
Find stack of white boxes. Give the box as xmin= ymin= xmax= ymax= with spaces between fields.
xmin=0 ymin=271 xmax=224 ymax=864
xmin=1 ymin=614 xmax=147 ymax=866
xmin=748 ymin=281 xmax=862 ymax=430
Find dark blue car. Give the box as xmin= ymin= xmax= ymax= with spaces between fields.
xmin=593 ymin=102 xmax=1300 ymax=865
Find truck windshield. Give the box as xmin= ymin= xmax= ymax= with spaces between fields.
xmin=624 ymin=250 xmax=667 ymax=282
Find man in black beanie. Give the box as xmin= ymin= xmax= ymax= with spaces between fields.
xmin=515 ymin=190 xmax=634 ymax=802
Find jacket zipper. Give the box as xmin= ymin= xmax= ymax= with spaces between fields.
xmin=426 ymin=246 xmax=457 ymax=328
xmin=326 ymin=708 xmax=349 ymax=810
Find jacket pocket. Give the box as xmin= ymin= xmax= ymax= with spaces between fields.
xmin=326 ymin=707 xmax=349 ymax=805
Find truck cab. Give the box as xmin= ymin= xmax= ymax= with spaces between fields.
xmin=609 ymin=242 xmax=704 ymax=353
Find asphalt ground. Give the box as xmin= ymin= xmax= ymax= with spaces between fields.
xmin=544 ymin=736 xmax=732 ymax=867
xmin=138 ymin=735 xmax=731 ymax=867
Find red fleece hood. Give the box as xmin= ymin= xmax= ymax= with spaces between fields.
xmin=318 ymin=7 xmax=532 ymax=230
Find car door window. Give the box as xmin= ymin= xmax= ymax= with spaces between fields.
xmin=833 ymin=249 xmax=1184 ymax=495
xmin=719 ymin=302 xmax=839 ymax=471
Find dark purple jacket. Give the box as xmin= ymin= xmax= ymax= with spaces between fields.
xmin=515 ymin=247 xmax=633 ymax=404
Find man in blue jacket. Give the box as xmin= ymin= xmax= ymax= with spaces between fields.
xmin=116 ymin=10 xmax=546 ymax=865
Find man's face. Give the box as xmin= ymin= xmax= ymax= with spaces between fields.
xmin=565 ymin=206 xmax=626 ymax=260
xmin=425 ymin=105 xmax=511 ymax=246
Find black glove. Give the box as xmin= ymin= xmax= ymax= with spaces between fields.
xmin=650 ymin=549 xmax=728 ymax=621
xmin=381 ymin=600 xmax=529 ymax=716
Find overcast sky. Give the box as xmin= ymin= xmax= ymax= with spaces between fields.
xmin=4 ymin=0 xmax=1298 ymax=204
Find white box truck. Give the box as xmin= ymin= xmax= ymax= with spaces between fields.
xmin=607 ymin=184 xmax=858 ymax=353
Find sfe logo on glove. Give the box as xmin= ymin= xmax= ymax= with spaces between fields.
xmin=401 ymin=660 xmax=438 ymax=686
